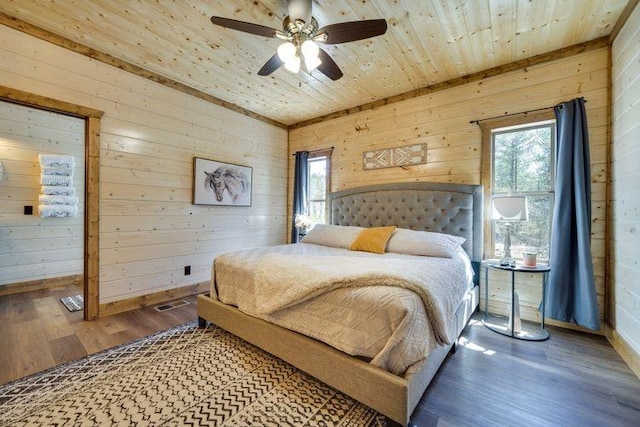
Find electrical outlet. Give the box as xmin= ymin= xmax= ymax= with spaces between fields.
xmin=184 ymin=265 xmax=191 ymax=275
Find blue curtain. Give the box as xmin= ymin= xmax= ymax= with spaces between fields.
xmin=544 ymin=97 xmax=600 ymax=330
xmin=291 ymin=151 xmax=309 ymax=243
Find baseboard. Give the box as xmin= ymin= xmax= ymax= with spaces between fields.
xmin=0 ymin=274 xmax=83 ymax=297
xmin=605 ymin=324 xmax=640 ymax=379
xmin=99 ymin=282 xmax=209 ymax=317
xmin=544 ymin=317 xmax=605 ymax=336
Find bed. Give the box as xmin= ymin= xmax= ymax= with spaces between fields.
xmin=197 ymin=182 xmax=483 ymax=425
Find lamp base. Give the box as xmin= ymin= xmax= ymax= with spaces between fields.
xmin=500 ymin=222 xmax=516 ymax=267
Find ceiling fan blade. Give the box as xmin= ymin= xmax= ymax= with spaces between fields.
xmin=317 ymin=19 xmax=388 ymax=44
xmin=316 ymin=49 xmax=343 ymax=80
xmin=257 ymin=54 xmax=285 ymax=76
xmin=210 ymin=16 xmax=278 ymax=38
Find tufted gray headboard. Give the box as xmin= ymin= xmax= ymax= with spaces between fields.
xmin=330 ymin=182 xmax=484 ymax=264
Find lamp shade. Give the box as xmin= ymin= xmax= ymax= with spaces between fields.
xmin=301 ymin=40 xmax=319 ymax=58
xmin=277 ymin=42 xmax=297 ymax=62
xmin=304 ymin=54 xmax=321 ymax=72
xmin=301 ymin=40 xmax=321 ymax=71
xmin=491 ymin=196 xmax=528 ymax=221
xmin=284 ymin=55 xmax=301 ymax=73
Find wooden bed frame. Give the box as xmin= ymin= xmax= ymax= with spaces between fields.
xmin=197 ymin=182 xmax=483 ymax=426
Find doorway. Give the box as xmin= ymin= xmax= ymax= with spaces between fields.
xmin=0 ymin=85 xmax=103 ymax=319
xmin=0 ymin=100 xmax=85 ymax=305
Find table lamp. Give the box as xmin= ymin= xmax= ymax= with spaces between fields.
xmin=491 ymin=195 xmax=528 ymax=266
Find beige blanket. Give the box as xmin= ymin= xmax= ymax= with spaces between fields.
xmin=214 ymin=243 xmax=472 ymax=374
xmin=253 ymin=253 xmax=464 ymax=345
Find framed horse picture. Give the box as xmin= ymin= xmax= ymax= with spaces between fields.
xmin=193 ymin=157 xmax=252 ymax=206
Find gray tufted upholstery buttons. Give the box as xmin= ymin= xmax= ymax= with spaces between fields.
xmin=330 ymin=187 xmax=478 ymax=256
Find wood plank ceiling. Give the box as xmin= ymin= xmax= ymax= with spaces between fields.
xmin=0 ymin=0 xmax=630 ymax=126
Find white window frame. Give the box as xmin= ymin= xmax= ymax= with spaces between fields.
xmin=306 ymin=148 xmax=332 ymax=224
xmin=480 ymin=111 xmax=556 ymax=261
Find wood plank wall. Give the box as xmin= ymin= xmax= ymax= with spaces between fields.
xmin=0 ymin=25 xmax=288 ymax=305
xmin=289 ymin=48 xmax=610 ymax=329
xmin=0 ymin=101 xmax=84 ymax=286
xmin=610 ymin=4 xmax=640 ymax=374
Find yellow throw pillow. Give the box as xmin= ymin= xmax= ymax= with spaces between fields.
xmin=349 ymin=226 xmax=397 ymax=254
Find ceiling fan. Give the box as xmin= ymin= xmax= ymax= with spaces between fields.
xmin=209 ymin=0 xmax=387 ymax=80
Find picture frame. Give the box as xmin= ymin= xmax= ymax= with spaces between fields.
xmin=193 ymin=157 xmax=252 ymax=206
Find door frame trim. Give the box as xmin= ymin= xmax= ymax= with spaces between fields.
xmin=1 ymin=85 xmax=103 ymax=320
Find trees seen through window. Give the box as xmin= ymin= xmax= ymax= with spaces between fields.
xmin=492 ymin=122 xmax=555 ymax=260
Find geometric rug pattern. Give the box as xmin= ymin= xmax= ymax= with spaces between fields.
xmin=0 ymin=322 xmax=386 ymax=426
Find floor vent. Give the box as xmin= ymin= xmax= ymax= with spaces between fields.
xmin=154 ymin=299 xmax=190 ymax=312
xmin=60 ymin=295 xmax=84 ymax=312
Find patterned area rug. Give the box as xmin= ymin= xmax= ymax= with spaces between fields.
xmin=0 ymin=322 xmax=386 ymax=426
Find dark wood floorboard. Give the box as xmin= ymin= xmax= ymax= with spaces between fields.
xmin=409 ymin=316 xmax=640 ymax=427
xmin=1 ymin=288 xmax=639 ymax=426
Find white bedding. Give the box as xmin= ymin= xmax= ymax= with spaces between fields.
xmin=213 ymin=243 xmax=474 ymax=375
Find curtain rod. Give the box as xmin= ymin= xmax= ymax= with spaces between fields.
xmin=469 ymin=106 xmax=553 ymax=125
xmin=469 ymin=100 xmax=586 ymax=125
xmin=291 ymin=146 xmax=335 ymax=156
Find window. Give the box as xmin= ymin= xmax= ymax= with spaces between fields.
xmin=482 ymin=115 xmax=555 ymax=261
xmin=306 ymin=149 xmax=332 ymax=224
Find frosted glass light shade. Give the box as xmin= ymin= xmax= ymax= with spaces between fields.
xmin=284 ymin=55 xmax=301 ymax=73
xmin=301 ymin=40 xmax=319 ymax=58
xmin=304 ymin=54 xmax=321 ymax=71
xmin=277 ymin=42 xmax=297 ymax=62
xmin=301 ymin=40 xmax=320 ymax=71
xmin=491 ymin=196 xmax=528 ymax=221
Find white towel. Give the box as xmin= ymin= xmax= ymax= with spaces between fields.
xmin=40 ymin=166 xmax=74 ymax=177
xmin=39 ymin=204 xmax=78 ymax=218
xmin=39 ymin=194 xmax=78 ymax=206
xmin=41 ymin=186 xmax=76 ymax=196
xmin=41 ymin=174 xmax=72 ymax=186
xmin=38 ymin=154 xmax=75 ymax=168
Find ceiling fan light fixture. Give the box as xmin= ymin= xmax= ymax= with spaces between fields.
xmin=209 ymin=0 xmax=387 ymax=80
xmin=277 ymin=42 xmax=297 ymax=62
xmin=284 ymin=55 xmax=301 ymax=73
xmin=301 ymin=39 xmax=319 ymax=58
xmin=304 ymin=53 xmax=321 ymax=72
xmin=301 ymin=39 xmax=320 ymax=72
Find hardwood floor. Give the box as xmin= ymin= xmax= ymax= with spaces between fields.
xmin=410 ymin=317 xmax=640 ymax=426
xmin=0 ymin=284 xmax=197 ymax=385
xmin=2 ymin=287 xmax=639 ymax=426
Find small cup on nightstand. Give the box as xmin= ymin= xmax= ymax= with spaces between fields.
xmin=523 ymin=252 xmax=537 ymax=267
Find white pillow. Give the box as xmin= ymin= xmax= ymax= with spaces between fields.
xmin=386 ymin=228 xmax=466 ymax=258
xmin=301 ymin=224 xmax=363 ymax=249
